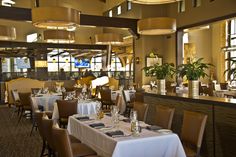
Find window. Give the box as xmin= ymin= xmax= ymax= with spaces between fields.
xmin=192 ymin=0 xmax=201 ymax=7
xmin=108 ymin=10 xmax=113 ymax=17
xmin=111 ymin=56 xmax=122 ymax=71
xmin=91 ymin=56 xmax=102 ymax=71
xmin=225 ymin=19 xmax=236 ymax=81
xmin=178 ymin=0 xmax=185 ymax=13
xmin=117 ymin=5 xmax=121 ymax=15
xmin=127 ymin=1 xmax=132 ymax=11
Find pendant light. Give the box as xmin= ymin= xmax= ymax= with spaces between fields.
xmin=138 ymin=17 xmax=176 ymax=35
xmin=43 ymin=30 xmax=75 ymax=43
xmin=128 ymin=0 xmax=181 ymax=5
xmin=95 ymin=33 xmax=123 ymax=45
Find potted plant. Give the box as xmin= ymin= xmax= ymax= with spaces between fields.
xmin=143 ymin=63 xmax=175 ymax=93
xmin=177 ymin=58 xmax=212 ymax=97
xmin=224 ymin=57 xmax=236 ymax=81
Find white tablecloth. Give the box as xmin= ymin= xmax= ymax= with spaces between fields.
xmin=68 ymin=116 xmax=186 ymax=157
xmin=213 ymin=90 xmax=236 ymax=97
xmin=31 ymin=93 xmax=62 ymax=111
xmin=52 ymin=100 xmax=99 ymax=120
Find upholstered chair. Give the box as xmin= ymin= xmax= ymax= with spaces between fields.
xmin=18 ymin=92 xmax=32 ymax=123
xmin=100 ymin=87 xmax=114 ymax=109
xmin=56 ymin=99 xmax=78 ymax=127
xmin=52 ymin=126 xmax=97 ymax=157
xmin=181 ymin=111 xmax=208 ymax=157
xmin=155 ymin=105 xmax=175 ymax=129
xmin=133 ymin=102 xmax=149 ymax=122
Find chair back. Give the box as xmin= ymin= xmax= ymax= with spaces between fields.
xmin=133 ymin=102 xmax=149 ymax=122
xmin=220 ymin=83 xmax=228 ymax=90
xmin=34 ymin=111 xmax=45 ymax=139
xmin=181 ymin=111 xmax=207 ymax=149
xmin=100 ymin=88 xmax=112 ymax=102
xmin=11 ymin=89 xmax=20 ymax=102
xmin=56 ymin=99 xmax=78 ymax=119
xmin=155 ymin=105 xmax=175 ymax=129
xmin=135 ymin=91 xmax=144 ymax=102
xmin=42 ymin=116 xmax=55 ymax=150
xmin=52 ymin=126 xmax=73 ymax=157
xmin=18 ymin=92 xmax=32 ymax=108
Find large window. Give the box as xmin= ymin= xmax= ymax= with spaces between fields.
xmin=47 ymin=49 xmax=77 ymax=72
xmin=111 ymin=56 xmax=122 ymax=71
xmin=91 ymin=56 xmax=102 ymax=71
xmin=225 ymin=19 xmax=236 ymax=81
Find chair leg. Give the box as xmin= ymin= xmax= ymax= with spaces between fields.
xmin=30 ymin=121 xmax=37 ymax=136
xmin=17 ymin=109 xmax=24 ymax=124
xmin=40 ymin=140 xmax=46 ymax=157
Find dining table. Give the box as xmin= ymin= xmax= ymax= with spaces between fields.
xmin=31 ymin=93 xmax=62 ymax=111
xmin=213 ymin=89 xmax=236 ymax=98
xmin=67 ymin=115 xmax=186 ymax=157
xmin=52 ymin=99 xmax=100 ymax=120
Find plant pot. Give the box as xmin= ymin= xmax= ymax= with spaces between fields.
xmin=157 ymin=79 xmax=166 ymax=94
xmin=188 ymin=80 xmax=199 ymax=97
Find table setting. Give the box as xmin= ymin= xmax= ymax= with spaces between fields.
xmin=67 ymin=106 xmax=186 ymax=157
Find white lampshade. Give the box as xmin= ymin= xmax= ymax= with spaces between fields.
xmin=0 ymin=25 xmax=16 ymax=40
xmin=128 ymin=0 xmax=181 ymax=4
xmin=43 ymin=30 xmax=75 ymax=43
xmin=95 ymin=33 xmax=123 ymax=45
xmin=138 ymin=17 xmax=176 ymax=35
xmin=32 ymin=6 xmax=80 ymax=30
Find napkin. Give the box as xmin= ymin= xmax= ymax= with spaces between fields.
xmin=122 ymin=118 xmax=131 ymax=123
xmin=105 ymin=130 xmax=124 ymax=137
xmin=146 ymin=125 xmax=162 ymax=131
xmin=89 ymin=123 xmax=105 ymax=128
xmin=76 ymin=116 xmax=90 ymax=121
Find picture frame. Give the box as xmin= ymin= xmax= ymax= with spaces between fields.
xmin=146 ymin=55 xmax=163 ymax=67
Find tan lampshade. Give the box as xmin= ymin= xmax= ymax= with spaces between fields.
xmin=35 ymin=60 xmax=48 ymax=68
xmin=138 ymin=17 xmax=176 ymax=35
xmin=32 ymin=6 xmax=80 ymax=30
xmin=0 ymin=25 xmax=16 ymax=40
xmin=43 ymin=30 xmax=75 ymax=43
xmin=128 ymin=0 xmax=181 ymax=4
xmin=95 ymin=33 xmax=123 ymax=45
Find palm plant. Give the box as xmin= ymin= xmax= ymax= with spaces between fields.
xmin=143 ymin=63 xmax=175 ymax=79
xmin=177 ymin=58 xmax=212 ymax=80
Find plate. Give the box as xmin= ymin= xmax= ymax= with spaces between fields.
xmin=157 ymin=129 xmax=172 ymax=134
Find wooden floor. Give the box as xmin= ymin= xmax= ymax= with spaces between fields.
xmin=0 ymin=105 xmax=42 ymax=157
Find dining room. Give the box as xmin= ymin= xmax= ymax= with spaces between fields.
xmin=0 ymin=0 xmax=236 ymax=157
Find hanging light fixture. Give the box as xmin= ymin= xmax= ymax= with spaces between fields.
xmin=43 ymin=30 xmax=75 ymax=43
xmin=95 ymin=33 xmax=123 ymax=45
xmin=0 ymin=25 xmax=16 ymax=40
xmin=138 ymin=17 xmax=176 ymax=35
xmin=128 ymin=0 xmax=181 ymax=5
xmin=32 ymin=6 xmax=80 ymax=30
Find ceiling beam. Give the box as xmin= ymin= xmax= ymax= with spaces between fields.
xmin=0 ymin=6 xmax=138 ymax=36
xmin=0 ymin=40 xmax=108 ymax=50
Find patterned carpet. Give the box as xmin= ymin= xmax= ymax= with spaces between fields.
xmin=0 ymin=105 xmax=42 ymax=157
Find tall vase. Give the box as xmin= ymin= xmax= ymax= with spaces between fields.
xmin=157 ymin=79 xmax=166 ymax=94
xmin=188 ymin=80 xmax=199 ymax=97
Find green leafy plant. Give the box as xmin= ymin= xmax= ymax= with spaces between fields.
xmin=177 ymin=58 xmax=212 ymax=80
xmin=143 ymin=63 xmax=175 ymax=79
xmin=224 ymin=57 xmax=236 ymax=81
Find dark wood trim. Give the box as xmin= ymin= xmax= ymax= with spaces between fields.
xmin=0 ymin=40 xmax=108 ymax=50
xmin=177 ymin=12 xmax=236 ymax=31
xmin=0 ymin=6 xmax=138 ymax=35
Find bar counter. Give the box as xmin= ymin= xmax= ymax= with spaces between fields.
xmin=144 ymin=92 xmax=236 ymax=157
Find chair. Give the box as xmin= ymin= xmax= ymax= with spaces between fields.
xmin=56 ymin=99 xmax=78 ymax=127
xmin=135 ymin=91 xmax=144 ymax=103
xmin=100 ymin=87 xmax=114 ymax=109
xmin=181 ymin=111 xmax=208 ymax=157
xmin=52 ymin=126 xmax=97 ymax=157
xmin=133 ymin=102 xmax=149 ymax=122
xmin=11 ymin=89 xmax=22 ymax=116
xmin=155 ymin=105 xmax=175 ymax=129
xmin=123 ymin=90 xmax=135 ymax=115
xmin=220 ymin=83 xmax=228 ymax=90
xmin=18 ymin=92 xmax=32 ymax=123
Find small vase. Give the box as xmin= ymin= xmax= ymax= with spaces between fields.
xmin=188 ymin=80 xmax=199 ymax=98
xmin=157 ymin=79 xmax=166 ymax=94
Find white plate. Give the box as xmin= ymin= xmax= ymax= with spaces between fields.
xmin=157 ymin=129 xmax=172 ymax=134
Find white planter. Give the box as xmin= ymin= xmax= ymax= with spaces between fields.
xmin=188 ymin=80 xmax=199 ymax=97
xmin=157 ymin=79 xmax=166 ymax=94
